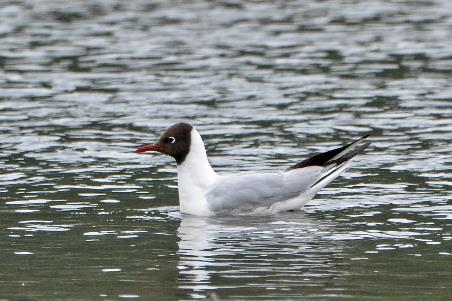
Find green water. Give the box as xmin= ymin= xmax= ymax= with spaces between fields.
xmin=1 ymin=0 xmax=451 ymax=300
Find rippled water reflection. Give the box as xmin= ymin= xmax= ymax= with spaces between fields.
xmin=1 ymin=0 xmax=451 ymax=300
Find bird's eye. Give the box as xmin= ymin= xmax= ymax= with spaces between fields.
xmin=168 ymin=136 xmax=176 ymax=144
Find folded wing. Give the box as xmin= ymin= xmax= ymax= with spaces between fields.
xmin=206 ymin=167 xmax=323 ymax=212
xmin=206 ymin=135 xmax=370 ymax=213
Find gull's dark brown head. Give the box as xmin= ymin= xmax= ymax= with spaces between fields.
xmin=136 ymin=122 xmax=193 ymax=164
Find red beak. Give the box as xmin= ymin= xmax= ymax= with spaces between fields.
xmin=135 ymin=144 xmax=161 ymax=153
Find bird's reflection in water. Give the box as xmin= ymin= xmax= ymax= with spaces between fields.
xmin=176 ymin=213 xmax=348 ymax=298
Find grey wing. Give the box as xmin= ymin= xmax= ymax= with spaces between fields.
xmin=206 ymin=166 xmax=323 ymax=212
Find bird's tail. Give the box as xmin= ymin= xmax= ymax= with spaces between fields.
xmin=292 ymin=135 xmax=371 ymax=195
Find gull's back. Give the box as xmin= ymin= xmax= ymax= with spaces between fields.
xmin=206 ymin=166 xmax=323 ymax=213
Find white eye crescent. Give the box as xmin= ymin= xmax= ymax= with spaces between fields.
xmin=169 ymin=136 xmax=176 ymax=144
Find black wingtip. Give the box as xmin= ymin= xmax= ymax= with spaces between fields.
xmin=358 ymin=134 xmax=371 ymax=141
xmin=329 ymin=141 xmax=371 ymax=165
xmin=286 ymin=135 xmax=371 ymax=171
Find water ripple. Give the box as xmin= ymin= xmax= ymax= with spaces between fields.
xmin=0 ymin=0 xmax=451 ymax=300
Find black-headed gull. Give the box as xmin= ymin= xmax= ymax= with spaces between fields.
xmin=136 ymin=123 xmax=370 ymax=216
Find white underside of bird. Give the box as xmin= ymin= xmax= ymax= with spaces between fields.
xmin=176 ymin=128 xmax=368 ymax=216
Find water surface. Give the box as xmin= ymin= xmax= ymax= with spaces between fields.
xmin=1 ymin=0 xmax=451 ymax=300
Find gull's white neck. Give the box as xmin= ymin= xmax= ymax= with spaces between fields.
xmin=177 ymin=128 xmax=218 ymax=216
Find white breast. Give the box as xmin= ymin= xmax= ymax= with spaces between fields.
xmin=176 ymin=128 xmax=218 ymax=216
